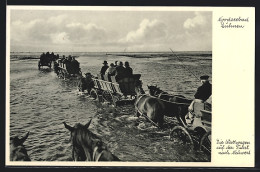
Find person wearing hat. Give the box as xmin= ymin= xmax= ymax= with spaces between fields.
xmin=100 ymin=61 xmax=109 ymax=79
xmin=194 ymin=75 xmax=212 ymax=101
xmin=186 ymin=75 xmax=212 ymax=125
xmin=114 ymin=61 xmax=118 ymax=67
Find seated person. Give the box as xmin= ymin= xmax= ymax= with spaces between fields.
xmin=124 ymin=61 xmax=133 ymax=77
xmin=40 ymin=53 xmax=45 ymax=61
xmin=115 ymin=61 xmax=126 ymax=81
xmin=105 ymin=63 xmax=116 ymax=76
xmin=186 ymin=75 xmax=212 ymax=125
xmin=71 ymin=57 xmax=80 ymax=74
xmin=114 ymin=61 xmax=118 ymax=67
xmin=100 ymin=61 xmax=109 ymax=80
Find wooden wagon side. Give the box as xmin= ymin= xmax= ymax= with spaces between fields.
xmin=169 ymin=101 xmax=212 ymax=155
xmin=38 ymin=58 xmax=52 ymax=69
xmin=56 ymin=60 xmax=82 ymax=79
xmin=90 ymin=74 xmax=141 ymax=106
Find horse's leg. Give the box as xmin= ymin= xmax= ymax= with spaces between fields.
xmin=72 ymin=146 xmax=75 ymax=161
xmin=82 ymin=146 xmax=92 ymax=161
xmin=135 ymin=109 xmax=140 ymax=117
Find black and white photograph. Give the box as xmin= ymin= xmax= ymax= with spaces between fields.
xmin=6 ymin=6 xmax=254 ymax=167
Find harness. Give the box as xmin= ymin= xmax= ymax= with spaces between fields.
xmin=135 ymin=94 xmax=145 ymax=107
xmin=134 ymin=94 xmax=160 ymax=128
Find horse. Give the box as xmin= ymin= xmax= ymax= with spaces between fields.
xmin=10 ymin=132 xmax=31 ymax=161
xmin=147 ymin=85 xmax=169 ymax=100
xmin=63 ymin=120 xmax=120 ymax=161
xmin=147 ymin=85 xmax=192 ymax=122
xmin=77 ymin=73 xmax=94 ymax=94
xmin=134 ymin=81 xmax=165 ymax=128
xmin=147 ymin=85 xmax=192 ymax=103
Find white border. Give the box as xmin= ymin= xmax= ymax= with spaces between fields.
xmin=6 ymin=6 xmax=255 ymax=167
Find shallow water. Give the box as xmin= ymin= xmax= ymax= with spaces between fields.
xmin=9 ymin=52 xmax=211 ymax=161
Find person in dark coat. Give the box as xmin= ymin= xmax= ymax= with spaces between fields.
xmin=194 ymin=75 xmax=212 ymax=101
xmin=51 ymin=52 xmax=55 ymax=61
xmin=46 ymin=52 xmax=50 ymax=61
xmin=100 ymin=61 xmax=109 ymax=79
xmin=124 ymin=61 xmax=133 ymax=77
xmin=186 ymin=75 xmax=212 ymax=125
xmin=71 ymin=57 xmax=80 ymax=74
xmin=40 ymin=53 xmax=45 ymax=61
xmin=115 ymin=61 xmax=126 ymax=81
xmin=114 ymin=61 xmax=118 ymax=67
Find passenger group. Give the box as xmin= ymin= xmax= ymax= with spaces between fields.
xmin=100 ymin=60 xmax=133 ymax=81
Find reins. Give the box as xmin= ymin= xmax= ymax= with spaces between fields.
xmin=170 ymin=48 xmax=201 ymax=82
xmin=149 ymin=94 xmax=190 ymax=105
xmin=150 ymin=87 xmax=192 ymax=104
xmin=134 ymin=94 xmax=160 ymax=128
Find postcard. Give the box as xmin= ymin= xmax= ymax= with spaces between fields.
xmin=6 ymin=6 xmax=255 ymax=167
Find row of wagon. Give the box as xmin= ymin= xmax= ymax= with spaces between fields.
xmin=39 ymin=55 xmax=212 ymax=155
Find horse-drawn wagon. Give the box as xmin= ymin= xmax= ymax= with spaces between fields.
xmin=169 ymin=101 xmax=211 ymax=154
xmin=55 ymin=59 xmax=82 ymax=79
xmin=79 ymin=73 xmax=142 ymax=106
xmin=38 ymin=56 xmax=52 ymax=69
xmin=147 ymin=85 xmax=211 ymax=154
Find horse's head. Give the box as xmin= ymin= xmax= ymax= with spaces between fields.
xmin=10 ymin=132 xmax=31 ymax=161
xmin=64 ymin=119 xmax=95 ymax=161
xmin=147 ymin=85 xmax=157 ymax=96
xmin=147 ymin=85 xmax=162 ymax=96
xmin=10 ymin=132 xmax=29 ymax=148
xmin=135 ymin=80 xmax=145 ymax=96
xmin=63 ymin=119 xmax=92 ymax=143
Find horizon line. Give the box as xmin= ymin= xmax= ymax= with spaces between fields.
xmin=10 ymin=50 xmax=212 ymax=53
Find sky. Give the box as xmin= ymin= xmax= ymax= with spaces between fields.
xmin=10 ymin=9 xmax=212 ymax=52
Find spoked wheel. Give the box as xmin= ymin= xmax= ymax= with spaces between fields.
xmin=199 ymin=131 xmax=211 ymax=154
xmin=58 ymin=71 xmax=63 ymax=78
xmin=170 ymin=126 xmax=194 ymax=150
xmin=102 ymin=90 xmax=116 ymax=106
xmin=78 ymin=86 xmax=83 ymax=92
xmin=90 ymin=89 xmax=101 ymax=102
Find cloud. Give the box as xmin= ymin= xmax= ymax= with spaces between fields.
xmin=10 ymin=11 xmax=212 ymax=52
xmin=50 ymin=32 xmax=70 ymax=44
xmin=183 ymin=12 xmax=209 ymax=29
xmin=47 ymin=15 xmax=67 ymax=25
xmin=120 ymin=19 xmax=167 ymax=43
xmin=10 ymin=15 xmax=108 ymax=46
xmin=65 ymin=23 xmax=107 ymax=43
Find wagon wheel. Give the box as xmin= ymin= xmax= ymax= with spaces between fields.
xmin=169 ymin=126 xmax=194 ymax=150
xmin=176 ymin=107 xmax=188 ymax=127
xmin=102 ymin=90 xmax=116 ymax=106
xmin=199 ymin=131 xmax=211 ymax=154
xmin=78 ymin=85 xmax=83 ymax=92
xmin=63 ymin=71 xmax=70 ymax=80
xmin=58 ymin=70 xmax=63 ymax=78
xmin=62 ymin=71 xmax=66 ymax=80
xmin=90 ymin=89 xmax=101 ymax=102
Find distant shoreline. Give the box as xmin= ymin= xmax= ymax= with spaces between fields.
xmin=10 ymin=51 xmax=212 ymax=60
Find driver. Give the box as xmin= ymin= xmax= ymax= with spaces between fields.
xmin=186 ymin=75 xmax=212 ymax=125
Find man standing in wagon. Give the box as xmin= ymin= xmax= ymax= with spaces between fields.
xmin=186 ymin=75 xmax=212 ymax=125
